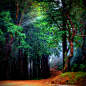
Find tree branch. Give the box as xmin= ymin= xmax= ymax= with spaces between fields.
xmin=75 ymin=35 xmax=86 ymax=37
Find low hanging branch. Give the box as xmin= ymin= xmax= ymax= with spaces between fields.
xmin=75 ymin=35 xmax=86 ymax=37
xmin=66 ymin=35 xmax=86 ymax=49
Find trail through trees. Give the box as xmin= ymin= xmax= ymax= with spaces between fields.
xmin=0 ymin=69 xmax=62 ymax=86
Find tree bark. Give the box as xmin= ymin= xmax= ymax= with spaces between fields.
xmin=30 ymin=57 xmax=32 ymax=79
xmin=62 ymin=0 xmax=67 ymax=70
xmin=41 ymin=55 xmax=44 ymax=78
xmin=5 ymin=33 xmax=10 ymax=79
xmin=18 ymin=39 xmax=23 ymax=79
xmin=62 ymin=14 xmax=75 ymax=72
xmin=23 ymin=51 xmax=28 ymax=79
xmin=11 ymin=58 xmax=16 ymax=80
xmin=37 ymin=57 xmax=40 ymax=79
xmin=5 ymin=33 xmax=9 ymax=60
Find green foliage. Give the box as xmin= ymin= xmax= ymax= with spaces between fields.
xmin=80 ymin=63 xmax=86 ymax=72
xmin=74 ymin=36 xmax=83 ymax=48
xmin=57 ymin=65 xmax=63 ymax=70
xmin=0 ymin=11 xmax=26 ymax=39
xmin=80 ymin=64 xmax=86 ymax=69
xmin=0 ymin=29 xmax=3 ymax=35
xmin=60 ymin=72 xmax=86 ymax=85
xmin=71 ymin=61 xmax=86 ymax=72
xmin=0 ymin=0 xmax=86 ymax=70
xmin=19 ymin=1 xmax=63 ymax=57
xmin=0 ymin=29 xmax=5 ymax=42
xmin=0 ymin=10 xmax=27 ymax=58
xmin=71 ymin=63 xmax=78 ymax=72
xmin=31 ymin=1 xmax=63 ymax=50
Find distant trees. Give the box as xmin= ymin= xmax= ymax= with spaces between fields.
xmin=38 ymin=0 xmax=86 ymax=72
xmin=28 ymin=54 xmax=50 ymax=79
xmin=27 ymin=0 xmax=86 ymax=73
xmin=0 ymin=0 xmax=51 ymax=80
xmin=0 ymin=0 xmax=86 ymax=81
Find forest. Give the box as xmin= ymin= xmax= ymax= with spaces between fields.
xmin=0 ymin=0 xmax=86 ymax=86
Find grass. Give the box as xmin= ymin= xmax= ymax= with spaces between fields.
xmin=61 ymin=72 xmax=86 ymax=84
xmin=47 ymin=72 xmax=86 ymax=85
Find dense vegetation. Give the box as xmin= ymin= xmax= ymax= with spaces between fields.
xmin=0 ymin=0 xmax=86 ymax=80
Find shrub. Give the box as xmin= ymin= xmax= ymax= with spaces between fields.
xmin=71 ymin=63 xmax=78 ymax=72
xmin=80 ymin=64 xmax=86 ymax=72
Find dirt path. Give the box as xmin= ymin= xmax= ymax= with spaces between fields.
xmin=50 ymin=68 xmax=62 ymax=76
xmin=0 ymin=68 xmax=62 ymax=86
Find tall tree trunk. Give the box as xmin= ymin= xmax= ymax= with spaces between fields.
xmin=33 ymin=58 xmax=35 ymax=79
xmin=62 ymin=0 xmax=67 ymax=70
xmin=0 ymin=61 xmax=7 ymax=80
xmin=5 ymin=33 xmax=9 ymax=79
xmin=41 ymin=55 xmax=44 ymax=78
xmin=20 ymin=49 xmax=23 ymax=79
xmin=11 ymin=58 xmax=15 ymax=80
xmin=44 ymin=55 xmax=47 ymax=78
xmin=62 ymin=14 xmax=75 ymax=72
xmin=5 ymin=33 xmax=9 ymax=60
xmin=45 ymin=55 xmax=49 ymax=77
xmin=41 ymin=54 xmax=46 ymax=78
xmin=18 ymin=39 xmax=23 ymax=79
xmin=37 ymin=57 xmax=40 ymax=79
xmin=23 ymin=51 xmax=28 ymax=80
xmin=30 ymin=57 xmax=32 ymax=79
xmin=33 ymin=58 xmax=36 ymax=79
xmin=0 ymin=61 xmax=2 ymax=80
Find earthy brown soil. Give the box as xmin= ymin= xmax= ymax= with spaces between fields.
xmin=50 ymin=68 xmax=62 ymax=76
xmin=0 ymin=68 xmax=62 ymax=86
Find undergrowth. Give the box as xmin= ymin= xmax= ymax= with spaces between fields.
xmin=46 ymin=72 xmax=86 ymax=85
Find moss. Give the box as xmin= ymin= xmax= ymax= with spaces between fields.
xmin=58 ymin=72 xmax=86 ymax=85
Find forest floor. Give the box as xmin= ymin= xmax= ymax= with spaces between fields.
xmin=0 ymin=68 xmax=86 ymax=86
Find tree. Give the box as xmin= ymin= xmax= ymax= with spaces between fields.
xmin=62 ymin=0 xmax=86 ymax=72
xmin=32 ymin=0 xmax=86 ymax=72
xmin=62 ymin=0 xmax=67 ymax=70
xmin=0 ymin=0 xmax=52 ymax=79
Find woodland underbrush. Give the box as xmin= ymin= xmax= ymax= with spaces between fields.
xmin=45 ymin=72 xmax=86 ymax=86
